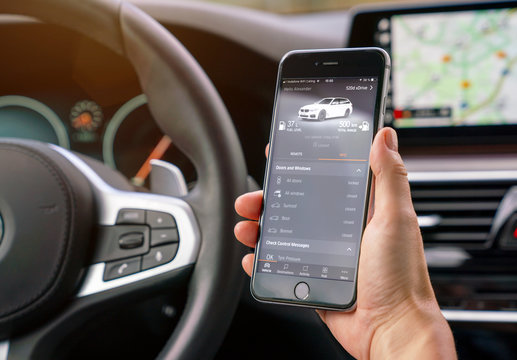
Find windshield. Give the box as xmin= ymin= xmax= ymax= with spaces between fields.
xmin=317 ymin=98 xmax=333 ymax=104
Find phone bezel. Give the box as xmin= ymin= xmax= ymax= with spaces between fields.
xmin=251 ymin=48 xmax=390 ymax=311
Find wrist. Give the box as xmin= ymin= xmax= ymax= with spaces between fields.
xmin=370 ymin=300 xmax=456 ymax=360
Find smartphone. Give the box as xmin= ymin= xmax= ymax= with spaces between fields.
xmin=251 ymin=48 xmax=390 ymax=310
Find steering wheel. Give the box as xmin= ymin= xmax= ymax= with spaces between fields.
xmin=0 ymin=0 xmax=248 ymax=359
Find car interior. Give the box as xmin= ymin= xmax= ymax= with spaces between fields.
xmin=1 ymin=0 xmax=517 ymax=359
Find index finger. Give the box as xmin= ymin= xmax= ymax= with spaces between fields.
xmin=235 ymin=190 xmax=263 ymax=220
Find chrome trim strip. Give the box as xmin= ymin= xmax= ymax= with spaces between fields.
xmin=424 ymin=247 xmax=470 ymax=268
xmin=443 ymin=310 xmax=517 ymax=323
xmin=0 ymin=341 xmax=8 ymax=360
xmin=408 ymin=170 xmax=517 ymax=183
xmin=417 ymin=215 xmax=441 ymax=228
xmin=49 ymin=145 xmax=200 ymax=298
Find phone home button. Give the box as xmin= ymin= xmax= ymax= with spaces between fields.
xmin=294 ymin=282 xmax=310 ymax=300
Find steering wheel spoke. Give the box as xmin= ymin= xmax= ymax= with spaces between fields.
xmin=48 ymin=145 xmax=200 ymax=298
xmin=77 ymin=191 xmax=200 ymax=297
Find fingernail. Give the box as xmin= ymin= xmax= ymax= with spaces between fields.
xmin=385 ymin=128 xmax=398 ymax=151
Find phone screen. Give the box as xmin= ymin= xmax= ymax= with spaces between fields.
xmin=257 ymin=76 xmax=379 ymax=285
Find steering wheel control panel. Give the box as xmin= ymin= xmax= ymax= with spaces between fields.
xmin=92 ymin=209 xmax=180 ymax=281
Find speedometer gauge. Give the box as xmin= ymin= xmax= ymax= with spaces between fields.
xmin=70 ymin=100 xmax=103 ymax=132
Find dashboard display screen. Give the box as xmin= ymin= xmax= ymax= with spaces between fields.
xmin=377 ymin=7 xmax=517 ymax=128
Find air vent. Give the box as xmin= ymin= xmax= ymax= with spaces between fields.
xmin=410 ymin=179 xmax=514 ymax=248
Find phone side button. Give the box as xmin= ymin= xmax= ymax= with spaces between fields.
xmin=294 ymin=282 xmax=310 ymax=300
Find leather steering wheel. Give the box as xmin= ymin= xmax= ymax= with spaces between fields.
xmin=0 ymin=0 xmax=247 ymax=358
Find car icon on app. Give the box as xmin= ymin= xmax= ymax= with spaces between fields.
xmin=298 ymin=97 xmax=353 ymax=121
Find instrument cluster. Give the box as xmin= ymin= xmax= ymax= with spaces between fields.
xmin=0 ymin=22 xmax=195 ymax=187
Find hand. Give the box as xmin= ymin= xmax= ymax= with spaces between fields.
xmin=234 ymin=128 xmax=456 ymax=359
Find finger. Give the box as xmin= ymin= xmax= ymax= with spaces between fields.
xmin=265 ymin=144 xmax=269 ymax=158
xmin=369 ymin=128 xmax=413 ymax=216
xmin=235 ymin=190 xmax=263 ymax=220
xmin=315 ymin=309 xmax=327 ymax=323
xmin=234 ymin=220 xmax=259 ymax=248
xmin=242 ymin=253 xmax=254 ymax=277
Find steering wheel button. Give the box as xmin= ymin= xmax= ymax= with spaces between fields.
xmin=147 ymin=211 xmax=176 ymax=228
xmin=142 ymin=243 xmax=179 ymax=271
xmin=151 ymin=228 xmax=179 ymax=246
xmin=117 ymin=209 xmax=145 ymax=224
xmin=118 ymin=232 xmax=145 ymax=249
xmin=92 ymin=225 xmax=150 ymax=263
xmin=103 ymin=257 xmax=141 ymax=281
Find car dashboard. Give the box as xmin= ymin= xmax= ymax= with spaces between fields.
xmin=0 ymin=20 xmax=196 ymax=188
xmin=2 ymin=0 xmax=517 ymax=359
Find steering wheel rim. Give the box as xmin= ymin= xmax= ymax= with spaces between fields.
xmin=0 ymin=1 xmax=248 ymax=359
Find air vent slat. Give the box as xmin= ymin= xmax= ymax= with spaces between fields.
xmin=412 ymin=189 xmax=507 ymax=198
xmin=424 ymin=232 xmax=489 ymax=242
xmin=414 ymin=202 xmax=500 ymax=212
xmin=439 ymin=217 xmax=493 ymax=226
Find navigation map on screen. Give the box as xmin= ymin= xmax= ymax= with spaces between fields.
xmin=390 ymin=8 xmax=517 ymax=128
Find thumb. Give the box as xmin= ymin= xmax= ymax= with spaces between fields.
xmin=369 ymin=128 xmax=413 ymax=216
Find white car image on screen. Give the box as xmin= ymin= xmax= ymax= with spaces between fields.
xmin=298 ymin=97 xmax=353 ymax=121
